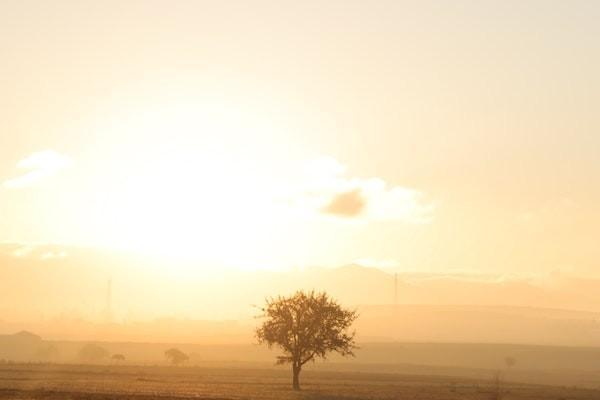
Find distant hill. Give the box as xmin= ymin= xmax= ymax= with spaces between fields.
xmin=0 ymin=330 xmax=43 ymax=361
xmin=355 ymin=304 xmax=600 ymax=346
xmin=2 ymin=242 xmax=600 ymax=346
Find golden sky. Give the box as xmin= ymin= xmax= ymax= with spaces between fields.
xmin=1 ymin=1 xmax=599 ymax=276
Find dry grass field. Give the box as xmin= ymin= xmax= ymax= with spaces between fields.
xmin=0 ymin=363 xmax=598 ymax=400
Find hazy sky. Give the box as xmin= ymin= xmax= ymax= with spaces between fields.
xmin=1 ymin=1 xmax=599 ymax=276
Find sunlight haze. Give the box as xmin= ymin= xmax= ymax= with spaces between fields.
xmin=2 ymin=3 xmax=600 ymax=399
xmin=1 ymin=2 xmax=599 ymax=280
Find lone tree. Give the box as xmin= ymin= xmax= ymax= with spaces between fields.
xmin=256 ymin=291 xmax=358 ymax=390
xmin=504 ymin=356 xmax=517 ymax=369
xmin=164 ymin=348 xmax=188 ymax=366
xmin=111 ymin=353 xmax=126 ymax=363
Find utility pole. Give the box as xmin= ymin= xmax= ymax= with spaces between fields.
xmin=393 ymin=272 xmax=399 ymax=342
xmin=394 ymin=272 xmax=398 ymax=306
xmin=105 ymin=278 xmax=113 ymax=323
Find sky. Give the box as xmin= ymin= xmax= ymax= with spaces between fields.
xmin=1 ymin=0 xmax=599 ymax=277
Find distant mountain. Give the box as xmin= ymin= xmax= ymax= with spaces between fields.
xmin=2 ymin=242 xmax=600 ymax=346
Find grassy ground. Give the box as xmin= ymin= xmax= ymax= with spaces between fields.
xmin=0 ymin=363 xmax=597 ymax=400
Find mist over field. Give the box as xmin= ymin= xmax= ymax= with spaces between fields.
xmin=2 ymin=0 xmax=600 ymax=398
xmin=2 ymin=243 xmax=600 ymax=346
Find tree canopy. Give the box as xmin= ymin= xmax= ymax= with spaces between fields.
xmin=256 ymin=291 xmax=358 ymax=390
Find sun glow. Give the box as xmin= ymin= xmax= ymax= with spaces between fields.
xmin=83 ymin=101 xmax=304 ymax=269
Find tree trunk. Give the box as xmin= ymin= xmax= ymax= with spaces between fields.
xmin=292 ymin=363 xmax=301 ymax=390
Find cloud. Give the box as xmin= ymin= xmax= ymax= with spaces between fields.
xmin=12 ymin=245 xmax=34 ymax=258
xmin=0 ymin=243 xmax=69 ymax=260
xmin=3 ymin=150 xmax=72 ymax=189
xmin=289 ymin=156 xmax=435 ymax=223
xmin=322 ymin=189 xmax=366 ymax=217
xmin=40 ymin=250 xmax=68 ymax=260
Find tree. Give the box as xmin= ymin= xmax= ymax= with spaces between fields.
xmin=504 ymin=356 xmax=517 ymax=369
xmin=78 ymin=344 xmax=109 ymax=364
xmin=111 ymin=353 xmax=126 ymax=363
xmin=164 ymin=348 xmax=188 ymax=366
xmin=256 ymin=291 xmax=358 ymax=390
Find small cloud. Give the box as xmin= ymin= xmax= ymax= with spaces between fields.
xmin=12 ymin=245 xmax=34 ymax=258
xmin=3 ymin=150 xmax=72 ymax=189
xmin=6 ymin=243 xmax=68 ymax=260
xmin=322 ymin=189 xmax=366 ymax=217
xmin=40 ymin=250 xmax=68 ymax=260
xmin=288 ymin=156 xmax=435 ymax=224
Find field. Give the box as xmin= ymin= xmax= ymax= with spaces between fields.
xmin=0 ymin=363 xmax=598 ymax=400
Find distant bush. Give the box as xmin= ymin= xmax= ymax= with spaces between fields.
xmin=78 ymin=344 xmax=109 ymax=364
xmin=164 ymin=348 xmax=188 ymax=366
